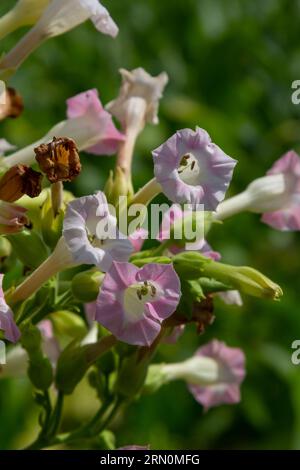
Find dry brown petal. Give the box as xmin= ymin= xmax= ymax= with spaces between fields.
xmin=34 ymin=136 xmax=81 ymax=183
xmin=0 ymin=87 xmax=24 ymax=121
xmin=0 ymin=165 xmax=42 ymax=202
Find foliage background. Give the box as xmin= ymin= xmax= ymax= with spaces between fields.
xmin=1 ymin=0 xmax=300 ymax=450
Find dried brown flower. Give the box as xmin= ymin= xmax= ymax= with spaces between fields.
xmin=0 ymin=165 xmax=42 ymax=202
xmin=34 ymin=136 xmax=81 ymax=183
xmin=0 ymin=87 xmax=24 ymax=121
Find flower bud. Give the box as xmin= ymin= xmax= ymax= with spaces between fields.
xmin=51 ymin=310 xmax=87 ymax=340
xmin=7 ymin=229 xmax=48 ymax=268
xmin=71 ymin=269 xmax=104 ymax=303
xmin=202 ymin=260 xmax=283 ymax=300
xmin=0 ymin=164 xmax=42 ymax=202
xmin=28 ymin=355 xmax=53 ymax=390
xmin=55 ymin=335 xmax=116 ymax=394
xmin=0 ymin=237 xmax=11 ymax=258
xmin=173 ymin=251 xmax=210 ymax=279
xmin=115 ymin=353 xmax=149 ymax=398
xmin=21 ymin=324 xmax=53 ymax=390
xmin=106 ymin=166 xmax=133 ymax=206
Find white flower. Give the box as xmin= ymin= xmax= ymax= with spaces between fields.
xmin=106 ymin=67 xmax=169 ymax=126
xmin=0 ymin=0 xmax=118 ymax=73
xmin=37 ymin=0 xmax=118 ymax=39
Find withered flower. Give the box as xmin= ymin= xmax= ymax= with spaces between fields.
xmin=0 ymin=164 xmax=42 ymax=202
xmin=0 ymin=87 xmax=24 ymax=121
xmin=35 ymin=137 xmax=81 ymax=183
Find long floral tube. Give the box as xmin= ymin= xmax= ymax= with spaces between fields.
xmin=9 ymin=237 xmax=74 ymax=304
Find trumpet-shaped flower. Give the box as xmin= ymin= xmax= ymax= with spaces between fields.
xmin=67 ymin=89 xmax=125 ymax=155
xmin=3 ymin=93 xmax=120 ymax=169
xmin=37 ymin=0 xmax=118 ymax=38
xmin=153 ymin=128 xmax=237 ymax=210
xmin=0 ymin=0 xmax=118 ymax=75
xmin=0 ymin=201 xmax=28 ymax=234
xmin=187 ymin=340 xmax=245 ymax=410
xmin=150 ymin=340 xmax=245 ymax=410
xmin=63 ymin=192 xmax=133 ymax=271
xmin=106 ymin=68 xmax=168 ymax=127
xmin=95 ymin=261 xmax=181 ymax=346
xmin=216 ymin=151 xmax=300 ymax=231
xmin=0 ymin=274 xmax=20 ymax=343
xmin=261 ymin=151 xmax=300 ymax=230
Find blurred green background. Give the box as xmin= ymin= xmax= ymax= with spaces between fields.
xmin=1 ymin=0 xmax=300 ymax=450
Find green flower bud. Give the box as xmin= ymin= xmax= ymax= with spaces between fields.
xmin=55 ymin=335 xmax=116 ymax=394
xmin=71 ymin=269 xmax=104 ymax=303
xmin=21 ymin=324 xmax=53 ymax=390
xmin=203 ymin=263 xmax=283 ymax=300
xmin=21 ymin=323 xmax=42 ymax=355
xmin=0 ymin=236 xmax=11 ymax=258
xmin=28 ymin=354 xmax=53 ymax=391
xmin=7 ymin=229 xmax=48 ymax=268
xmin=115 ymin=353 xmax=149 ymax=398
xmin=105 ymin=166 xmax=133 ymax=207
xmin=173 ymin=251 xmax=210 ymax=279
xmin=51 ymin=311 xmax=87 ymax=340
xmin=173 ymin=251 xmax=282 ymax=300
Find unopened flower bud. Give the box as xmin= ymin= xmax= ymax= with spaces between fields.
xmin=56 ymin=335 xmax=116 ymax=394
xmin=115 ymin=353 xmax=149 ymax=398
xmin=71 ymin=269 xmax=104 ymax=303
xmin=7 ymin=229 xmax=48 ymax=269
xmin=35 ymin=136 xmax=81 ymax=183
xmin=106 ymin=166 xmax=133 ymax=206
xmin=0 ymin=164 xmax=42 ymax=202
xmin=28 ymin=355 xmax=53 ymax=390
xmin=51 ymin=310 xmax=87 ymax=340
xmin=0 ymin=87 xmax=24 ymax=121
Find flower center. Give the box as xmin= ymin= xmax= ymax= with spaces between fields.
xmin=123 ymin=281 xmax=160 ymax=322
xmin=178 ymin=153 xmax=201 ymax=186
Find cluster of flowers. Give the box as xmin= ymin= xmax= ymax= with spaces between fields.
xmin=0 ymin=0 xmax=297 ymax=450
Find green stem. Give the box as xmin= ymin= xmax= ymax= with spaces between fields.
xmin=130 ymin=178 xmax=162 ymax=206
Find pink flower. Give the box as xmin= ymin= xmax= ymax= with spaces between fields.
xmin=157 ymin=204 xmax=221 ymax=260
xmin=261 ymin=151 xmax=300 ymax=231
xmin=153 ymin=128 xmax=237 ymax=210
xmin=63 ymin=192 xmax=133 ymax=271
xmin=0 ymin=274 xmax=20 ymax=343
xmin=187 ymin=340 xmax=245 ymax=410
xmin=95 ymin=261 xmax=181 ymax=346
xmin=67 ymin=89 xmax=125 ymax=156
xmin=0 ymin=201 xmax=28 ymax=234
